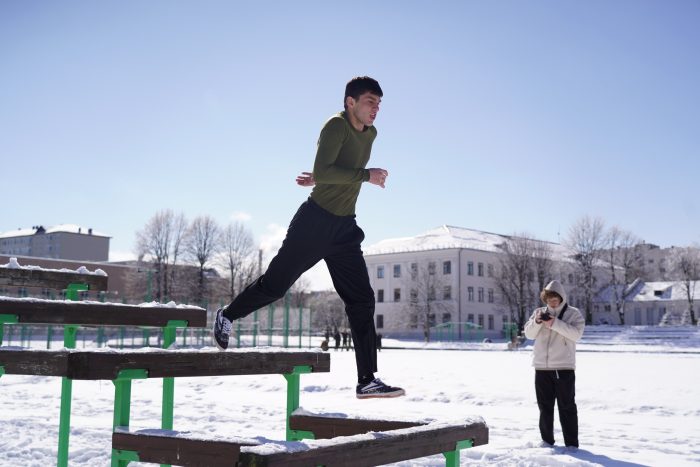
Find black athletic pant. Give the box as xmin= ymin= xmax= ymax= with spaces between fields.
xmin=222 ymin=198 xmax=377 ymax=379
xmin=535 ymin=369 xmax=579 ymax=447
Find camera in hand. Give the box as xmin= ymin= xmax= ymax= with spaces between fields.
xmin=540 ymin=311 xmax=553 ymax=321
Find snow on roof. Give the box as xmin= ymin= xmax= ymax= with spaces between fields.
xmin=1 ymin=256 xmax=108 ymax=276
xmin=598 ymin=280 xmax=700 ymax=302
xmin=0 ymin=224 xmax=109 ymax=239
xmin=364 ymin=224 xmax=567 ymax=256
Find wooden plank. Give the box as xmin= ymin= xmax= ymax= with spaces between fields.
xmin=0 ymin=268 xmax=108 ymax=290
xmin=112 ymin=431 xmax=244 ymax=467
xmin=240 ymin=421 xmax=489 ymax=467
xmin=0 ymin=349 xmax=330 ymax=380
xmin=289 ymin=414 xmax=424 ymax=439
xmin=67 ymin=350 xmax=331 ymax=380
xmin=0 ymin=349 xmax=70 ymax=377
xmin=0 ymin=299 xmax=207 ymax=327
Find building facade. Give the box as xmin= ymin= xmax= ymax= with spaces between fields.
xmin=0 ymin=224 xmax=110 ymax=261
xmin=363 ymin=225 xmax=588 ymax=340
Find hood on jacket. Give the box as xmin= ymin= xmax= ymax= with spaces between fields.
xmin=544 ymin=280 xmax=567 ymax=305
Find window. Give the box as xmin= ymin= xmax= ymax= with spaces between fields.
xmin=428 ymin=262 xmax=436 ymax=275
xmin=410 ymin=289 xmax=418 ymax=303
xmin=604 ymin=304 xmax=611 ymax=312
xmin=634 ymin=308 xmax=642 ymax=325
xmin=487 ymin=263 xmax=493 ymax=277
xmin=467 ymin=262 xmax=474 ymax=275
xmin=488 ymin=288 xmax=494 ymax=303
xmin=377 ymin=266 xmax=384 ymax=279
xmin=478 ymin=314 xmax=484 ymax=327
xmin=468 ymin=286 xmax=474 ymax=302
xmin=376 ymin=314 xmax=384 ymax=329
xmin=442 ymin=313 xmax=451 ymax=323
xmin=467 ymin=313 xmax=474 ymax=323
xmin=410 ymin=263 xmax=417 ymax=279
xmin=568 ymin=273 xmax=574 ymax=284
xmin=478 ymin=287 xmax=484 ymax=303
xmin=377 ymin=289 xmax=384 ymax=303
xmin=394 ymin=288 xmax=401 ymax=302
xmin=443 ymin=286 xmax=452 ymax=300
xmin=428 ymin=286 xmax=436 ymax=301
xmin=478 ymin=262 xmax=484 ymax=277
xmin=393 ymin=264 xmax=401 ymax=278
xmin=488 ymin=315 xmax=494 ymax=330
xmin=443 ymin=261 xmax=451 ymax=274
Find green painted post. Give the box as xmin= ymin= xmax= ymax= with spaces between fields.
xmin=443 ymin=439 xmax=473 ymax=467
xmin=253 ymin=309 xmax=259 ymax=347
xmin=0 ymin=314 xmax=19 ymax=346
xmin=267 ymin=305 xmax=273 ymax=346
xmin=56 ymin=281 xmax=86 ymax=467
xmin=57 ymin=325 xmax=78 ymax=467
xmin=283 ymin=365 xmax=313 ymax=441
xmin=283 ymin=294 xmax=290 ymax=348
xmin=298 ymin=304 xmax=303 ymax=349
xmin=111 ymin=369 xmax=148 ymax=467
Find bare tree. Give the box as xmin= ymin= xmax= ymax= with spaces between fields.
xmin=671 ymin=246 xmax=700 ymax=326
xmin=185 ymin=215 xmax=222 ymax=305
xmin=605 ymin=227 xmax=643 ymax=325
xmin=308 ymin=291 xmax=347 ymax=334
xmin=220 ymin=222 xmax=256 ymax=301
xmin=135 ymin=210 xmax=188 ymax=302
xmin=495 ymin=234 xmax=554 ymax=333
xmin=565 ymin=216 xmax=607 ymax=324
xmin=404 ymin=262 xmax=454 ymax=342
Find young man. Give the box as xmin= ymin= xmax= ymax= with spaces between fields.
xmin=213 ymin=76 xmax=404 ymax=399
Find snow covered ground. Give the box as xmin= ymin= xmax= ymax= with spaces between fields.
xmin=1 ymin=338 xmax=699 ymax=466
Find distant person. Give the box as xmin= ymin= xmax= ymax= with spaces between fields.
xmin=333 ymin=329 xmax=341 ymax=351
xmin=524 ymin=280 xmax=585 ymax=449
xmin=320 ymin=339 xmax=329 ymax=351
xmin=341 ymin=330 xmax=349 ymax=350
xmin=376 ymin=333 xmax=383 ymax=351
xmin=212 ymin=76 xmax=404 ymax=399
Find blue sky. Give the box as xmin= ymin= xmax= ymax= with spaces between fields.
xmin=2 ymin=1 xmax=699 ymax=288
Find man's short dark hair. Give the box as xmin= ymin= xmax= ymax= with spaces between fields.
xmin=344 ymin=76 xmax=383 ymax=109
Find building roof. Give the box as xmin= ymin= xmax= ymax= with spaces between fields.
xmin=364 ymin=225 xmax=566 ymax=256
xmin=0 ymin=224 xmax=110 ymax=239
xmin=597 ymin=279 xmax=700 ymax=302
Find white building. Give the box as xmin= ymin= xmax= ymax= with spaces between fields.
xmin=0 ymin=224 xmax=110 ymax=262
xmin=363 ymin=225 xmax=577 ymax=340
xmin=594 ymin=279 xmax=700 ymax=325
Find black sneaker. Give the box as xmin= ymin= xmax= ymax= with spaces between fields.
xmin=213 ymin=308 xmax=232 ymax=350
xmin=356 ymin=378 xmax=405 ymax=399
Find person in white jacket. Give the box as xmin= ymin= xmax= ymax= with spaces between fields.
xmin=524 ymin=280 xmax=585 ymax=448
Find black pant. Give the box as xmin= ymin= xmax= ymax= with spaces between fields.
xmin=535 ymin=370 xmax=579 ymax=447
xmin=223 ymin=198 xmax=377 ymax=378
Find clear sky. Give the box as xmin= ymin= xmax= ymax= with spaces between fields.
xmin=2 ymin=1 xmax=699 ymax=289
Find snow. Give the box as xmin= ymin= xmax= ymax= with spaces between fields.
xmin=0 ymin=296 xmax=204 ymax=310
xmin=0 ymin=257 xmax=108 ymax=276
xmin=1 ymin=337 xmax=699 ymax=466
xmin=364 ymin=225 xmax=570 ymax=256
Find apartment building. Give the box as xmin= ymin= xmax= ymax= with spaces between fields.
xmin=0 ymin=224 xmax=110 ymax=261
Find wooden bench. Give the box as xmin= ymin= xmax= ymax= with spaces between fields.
xmin=0 ymin=263 xmax=209 ymax=467
xmin=0 ymin=348 xmax=331 ymax=466
xmin=111 ymin=415 xmax=489 ymax=467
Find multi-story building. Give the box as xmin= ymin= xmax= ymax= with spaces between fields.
xmin=0 ymin=224 xmax=110 ymax=261
xmin=363 ymin=225 xmax=581 ymax=340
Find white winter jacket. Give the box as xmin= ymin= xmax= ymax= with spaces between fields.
xmin=524 ymin=280 xmax=585 ymax=370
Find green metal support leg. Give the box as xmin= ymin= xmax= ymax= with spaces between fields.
xmin=443 ymin=439 xmax=473 ymax=467
xmin=0 ymin=314 xmax=19 ymax=346
xmin=57 ymin=325 xmax=79 ymax=467
xmin=56 ymin=283 xmax=86 ymax=467
xmin=111 ymin=369 xmax=148 ymax=467
xmin=284 ymin=365 xmax=314 ymax=441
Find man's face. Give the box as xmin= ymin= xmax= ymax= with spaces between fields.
xmin=346 ymin=92 xmax=381 ymax=127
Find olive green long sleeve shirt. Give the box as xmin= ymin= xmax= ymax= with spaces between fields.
xmin=310 ymin=111 xmax=376 ymax=216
